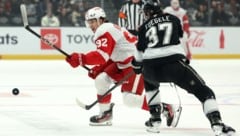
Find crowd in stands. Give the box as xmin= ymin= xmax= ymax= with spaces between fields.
xmin=0 ymin=0 xmax=240 ymax=27
xmin=180 ymin=0 xmax=240 ymax=26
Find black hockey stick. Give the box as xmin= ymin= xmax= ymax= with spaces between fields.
xmin=20 ymin=4 xmax=90 ymax=71
xmin=76 ymin=71 xmax=135 ymax=110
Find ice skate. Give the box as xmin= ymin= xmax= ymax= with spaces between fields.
xmin=207 ymin=111 xmax=236 ymax=136
xmin=89 ymin=103 xmax=115 ymax=126
xmin=212 ymin=123 xmax=236 ymax=136
xmin=145 ymin=104 xmax=162 ymax=133
xmin=162 ymin=103 xmax=182 ymax=127
xmin=145 ymin=117 xmax=161 ymax=133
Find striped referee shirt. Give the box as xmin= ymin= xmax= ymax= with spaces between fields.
xmin=118 ymin=0 xmax=145 ymax=35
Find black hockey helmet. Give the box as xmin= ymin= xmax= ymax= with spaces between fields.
xmin=143 ymin=0 xmax=162 ymax=19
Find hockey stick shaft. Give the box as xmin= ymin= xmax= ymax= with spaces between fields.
xmin=25 ymin=25 xmax=70 ymax=57
xmin=76 ymin=71 xmax=135 ymax=110
xmin=25 ymin=26 xmax=90 ymax=71
xmin=169 ymin=83 xmax=182 ymax=106
xmin=20 ymin=4 xmax=90 ymax=71
xmin=169 ymin=83 xmax=182 ymax=127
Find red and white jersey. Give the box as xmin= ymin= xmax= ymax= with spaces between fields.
xmin=83 ymin=22 xmax=137 ymax=69
xmin=163 ymin=7 xmax=190 ymax=34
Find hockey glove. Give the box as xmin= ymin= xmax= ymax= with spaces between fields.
xmin=66 ymin=53 xmax=84 ymax=68
xmin=88 ymin=60 xmax=114 ymax=79
xmin=131 ymin=59 xmax=143 ymax=74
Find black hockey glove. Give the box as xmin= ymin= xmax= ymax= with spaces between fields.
xmin=131 ymin=59 xmax=143 ymax=74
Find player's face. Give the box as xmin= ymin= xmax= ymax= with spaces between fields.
xmin=86 ymin=19 xmax=100 ymax=33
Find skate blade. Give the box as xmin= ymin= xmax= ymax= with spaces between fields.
xmin=146 ymin=127 xmax=160 ymax=133
xmin=216 ymin=131 xmax=236 ymax=136
xmin=146 ymin=121 xmax=161 ymax=133
xmin=89 ymin=121 xmax=112 ymax=126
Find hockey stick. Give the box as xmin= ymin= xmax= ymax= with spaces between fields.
xmin=76 ymin=71 xmax=135 ymax=110
xmin=169 ymin=83 xmax=182 ymax=127
xmin=20 ymin=4 xmax=90 ymax=71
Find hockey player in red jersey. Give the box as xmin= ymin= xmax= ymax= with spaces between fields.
xmin=65 ymin=7 xmax=181 ymax=127
xmin=163 ymin=0 xmax=192 ymax=60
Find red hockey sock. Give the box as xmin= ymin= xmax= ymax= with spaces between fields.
xmin=141 ymin=96 xmax=149 ymax=111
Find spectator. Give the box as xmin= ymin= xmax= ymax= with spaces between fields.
xmin=224 ymin=0 xmax=240 ymax=26
xmin=228 ymin=6 xmax=240 ymax=25
xmin=10 ymin=0 xmax=23 ymax=26
xmin=211 ymin=3 xmax=230 ymax=26
xmin=71 ymin=4 xmax=82 ymax=26
xmin=160 ymin=0 xmax=171 ymax=7
xmin=58 ymin=6 xmax=72 ymax=26
xmin=35 ymin=0 xmax=48 ymax=25
xmin=182 ymin=0 xmax=198 ymax=22
xmin=24 ymin=0 xmax=36 ymax=16
xmin=111 ymin=0 xmax=125 ymax=10
xmin=10 ymin=0 xmax=20 ymax=15
xmin=24 ymin=0 xmax=37 ymax=25
xmin=194 ymin=3 xmax=208 ymax=25
xmin=41 ymin=3 xmax=60 ymax=27
xmin=0 ymin=2 xmax=9 ymax=26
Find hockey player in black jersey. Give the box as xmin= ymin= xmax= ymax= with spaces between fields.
xmin=132 ymin=0 xmax=236 ymax=135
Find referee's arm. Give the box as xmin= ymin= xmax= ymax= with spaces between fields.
xmin=118 ymin=3 xmax=127 ymax=28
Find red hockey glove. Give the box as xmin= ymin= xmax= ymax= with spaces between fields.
xmin=66 ymin=53 xmax=84 ymax=68
xmin=88 ymin=60 xmax=114 ymax=79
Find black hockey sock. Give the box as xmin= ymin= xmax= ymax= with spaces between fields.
xmin=206 ymin=111 xmax=222 ymax=126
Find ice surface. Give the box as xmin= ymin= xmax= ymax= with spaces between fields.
xmin=0 ymin=60 xmax=239 ymax=136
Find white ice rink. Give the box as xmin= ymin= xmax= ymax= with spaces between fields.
xmin=0 ymin=59 xmax=239 ymax=136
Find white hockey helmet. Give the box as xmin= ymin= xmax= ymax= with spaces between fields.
xmin=171 ymin=0 xmax=180 ymax=9
xmin=85 ymin=7 xmax=106 ymax=21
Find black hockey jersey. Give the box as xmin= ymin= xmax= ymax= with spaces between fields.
xmin=135 ymin=13 xmax=186 ymax=63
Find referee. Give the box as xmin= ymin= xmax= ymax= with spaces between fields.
xmin=118 ymin=0 xmax=145 ymax=36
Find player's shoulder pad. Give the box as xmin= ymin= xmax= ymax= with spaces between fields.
xmin=95 ymin=23 xmax=114 ymax=38
xmin=163 ymin=6 xmax=171 ymax=12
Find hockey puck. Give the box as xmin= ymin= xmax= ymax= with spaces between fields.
xmin=12 ymin=88 xmax=20 ymax=95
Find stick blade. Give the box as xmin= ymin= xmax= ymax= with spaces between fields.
xmin=75 ymin=98 xmax=88 ymax=109
xmin=20 ymin=4 xmax=29 ymax=27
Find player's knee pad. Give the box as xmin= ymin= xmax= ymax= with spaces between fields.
xmin=122 ymin=92 xmax=144 ymax=108
xmin=95 ymin=72 xmax=113 ymax=95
